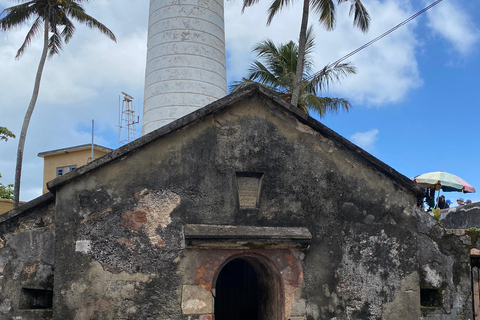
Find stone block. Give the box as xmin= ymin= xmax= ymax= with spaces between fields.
xmin=290 ymin=298 xmax=306 ymax=316
xmin=182 ymin=285 xmax=213 ymax=315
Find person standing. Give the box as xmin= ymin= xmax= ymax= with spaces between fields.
xmin=438 ymin=195 xmax=449 ymax=209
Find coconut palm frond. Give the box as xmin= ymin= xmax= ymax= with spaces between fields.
xmin=267 ymin=0 xmax=295 ymax=25
xmin=252 ymin=38 xmax=279 ymax=59
xmin=343 ymin=0 xmax=370 ymax=32
xmin=48 ymin=26 xmax=63 ymax=57
xmin=229 ymin=78 xmax=257 ymax=93
xmin=308 ymin=62 xmax=356 ymax=92
xmin=232 ymin=32 xmax=356 ymax=117
xmin=66 ymin=2 xmax=116 ymax=41
xmin=230 ymin=78 xmax=277 ymax=94
xmin=15 ymin=16 xmax=42 ymax=58
xmin=311 ymin=0 xmax=336 ymax=31
xmin=303 ymin=95 xmax=352 ymax=117
xmin=247 ymin=61 xmax=280 ymax=88
xmin=60 ymin=15 xmax=76 ymax=44
xmin=241 ymin=0 xmax=368 ymax=115
xmin=241 ymin=0 xmax=262 ymax=13
xmin=0 ymin=2 xmax=36 ymax=31
xmin=303 ymin=26 xmax=316 ymax=57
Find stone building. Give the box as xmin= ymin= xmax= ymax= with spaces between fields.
xmin=0 ymin=85 xmax=478 ymax=319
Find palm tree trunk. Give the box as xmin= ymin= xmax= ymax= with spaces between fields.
xmin=291 ymin=0 xmax=310 ymax=108
xmin=13 ymin=17 xmax=49 ymax=208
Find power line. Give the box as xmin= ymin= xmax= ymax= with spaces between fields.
xmin=303 ymin=0 xmax=445 ymax=84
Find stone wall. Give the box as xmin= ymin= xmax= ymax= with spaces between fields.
xmin=440 ymin=202 xmax=480 ymax=229
xmin=51 ymin=91 xmax=424 ymax=319
xmin=418 ymin=209 xmax=477 ymax=319
xmin=0 ymin=193 xmax=55 ymax=320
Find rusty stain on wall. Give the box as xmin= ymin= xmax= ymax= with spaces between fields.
xmin=121 ymin=210 xmax=147 ymax=232
xmin=121 ymin=189 xmax=181 ymax=246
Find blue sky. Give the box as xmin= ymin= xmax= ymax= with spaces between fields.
xmin=319 ymin=0 xmax=480 ymax=203
xmin=1 ymin=0 xmax=479 ymax=204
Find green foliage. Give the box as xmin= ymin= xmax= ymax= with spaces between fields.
xmin=230 ymin=27 xmax=356 ymax=117
xmin=0 ymin=127 xmax=15 ymax=199
xmin=0 ymin=127 xmax=15 ymax=141
xmin=0 ymin=183 xmax=14 ymax=200
xmin=0 ymin=174 xmax=14 ymax=200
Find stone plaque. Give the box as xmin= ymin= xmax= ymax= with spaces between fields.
xmin=236 ymin=173 xmax=263 ymax=208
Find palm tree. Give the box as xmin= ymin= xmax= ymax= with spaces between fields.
xmin=0 ymin=0 xmax=116 ymax=207
xmin=242 ymin=0 xmax=370 ymax=107
xmin=230 ymin=28 xmax=356 ymax=117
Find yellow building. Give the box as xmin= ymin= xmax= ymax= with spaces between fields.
xmin=38 ymin=144 xmax=113 ymax=194
xmin=0 ymin=199 xmax=25 ymax=215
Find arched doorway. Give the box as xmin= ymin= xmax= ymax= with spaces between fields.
xmin=214 ymin=255 xmax=283 ymax=320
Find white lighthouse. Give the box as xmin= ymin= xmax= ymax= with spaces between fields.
xmin=143 ymin=0 xmax=227 ymax=135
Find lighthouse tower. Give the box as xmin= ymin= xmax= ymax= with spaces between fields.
xmin=143 ymin=0 xmax=227 ymax=135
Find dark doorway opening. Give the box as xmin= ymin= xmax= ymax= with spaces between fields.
xmin=215 ymin=259 xmax=259 ymax=320
xmin=214 ymin=256 xmax=282 ymax=320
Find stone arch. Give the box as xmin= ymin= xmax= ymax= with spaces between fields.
xmin=213 ymin=253 xmax=284 ymax=320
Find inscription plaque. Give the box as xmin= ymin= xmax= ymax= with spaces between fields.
xmin=236 ymin=173 xmax=263 ymax=208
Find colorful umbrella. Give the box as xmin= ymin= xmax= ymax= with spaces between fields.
xmin=413 ymin=171 xmax=476 ymax=193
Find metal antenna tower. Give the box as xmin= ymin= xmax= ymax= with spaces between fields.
xmin=118 ymin=92 xmax=139 ymax=146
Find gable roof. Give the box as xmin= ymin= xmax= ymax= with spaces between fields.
xmin=47 ymin=84 xmax=421 ymax=195
xmin=38 ymin=144 xmax=112 ymax=158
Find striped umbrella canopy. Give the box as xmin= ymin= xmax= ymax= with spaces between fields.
xmin=413 ymin=171 xmax=476 ymax=193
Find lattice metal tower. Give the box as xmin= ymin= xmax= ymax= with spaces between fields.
xmin=118 ymin=92 xmax=139 ymax=146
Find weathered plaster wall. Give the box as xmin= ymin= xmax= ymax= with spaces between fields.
xmin=440 ymin=202 xmax=480 ymax=229
xmin=418 ymin=210 xmax=476 ymax=320
xmin=53 ymin=93 xmax=423 ymax=319
xmin=0 ymin=194 xmax=55 ymax=320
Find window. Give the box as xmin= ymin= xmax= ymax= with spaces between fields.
xmin=56 ymin=165 xmax=77 ymax=177
xmin=420 ymin=288 xmax=442 ymax=307
xmin=20 ymin=288 xmax=53 ymax=309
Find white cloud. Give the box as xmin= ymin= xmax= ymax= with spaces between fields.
xmin=350 ymin=129 xmax=379 ymax=151
xmin=225 ymin=0 xmax=423 ymax=105
xmin=225 ymin=0 xmax=303 ymax=84
xmin=424 ymin=0 xmax=480 ymax=56
xmin=0 ymin=0 xmax=148 ymax=201
xmin=0 ymin=0 xmax=478 ymax=202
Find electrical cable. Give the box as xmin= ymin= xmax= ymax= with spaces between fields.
xmin=301 ymin=0 xmax=445 ymax=84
